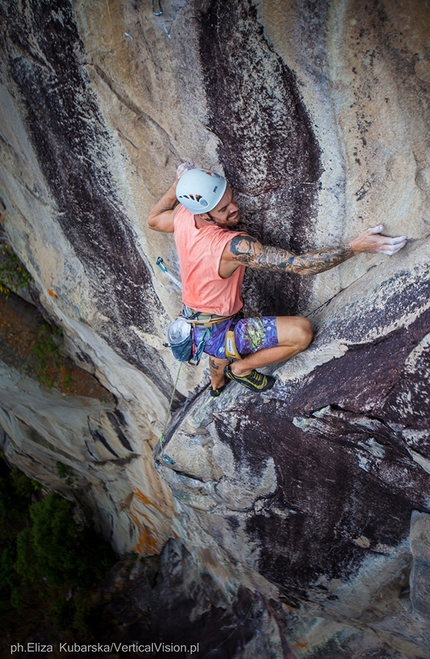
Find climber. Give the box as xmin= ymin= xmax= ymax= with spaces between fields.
xmin=147 ymin=165 xmax=407 ymax=395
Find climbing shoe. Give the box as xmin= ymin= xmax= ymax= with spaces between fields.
xmin=224 ymin=365 xmax=275 ymax=393
xmin=209 ymin=379 xmax=231 ymax=398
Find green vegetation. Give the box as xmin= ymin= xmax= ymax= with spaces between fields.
xmin=0 ymin=242 xmax=72 ymax=392
xmin=56 ymin=461 xmax=76 ymax=487
xmin=32 ymin=324 xmax=73 ymax=389
xmin=0 ymin=457 xmax=116 ymax=641
xmin=0 ymin=242 xmax=33 ymax=298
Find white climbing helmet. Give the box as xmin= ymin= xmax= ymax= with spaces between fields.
xmin=176 ymin=168 xmax=227 ymax=214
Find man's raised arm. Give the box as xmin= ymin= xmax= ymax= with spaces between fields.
xmin=147 ymin=179 xmax=179 ymax=233
xmin=147 ymin=164 xmax=195 ymax=233
xmin=222 ymin=225 xmax=407 ymax=276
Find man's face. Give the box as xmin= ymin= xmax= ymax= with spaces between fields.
xmin=206 ymin=184 xmax=241 ymax=227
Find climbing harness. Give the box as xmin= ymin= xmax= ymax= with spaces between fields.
xmin=225 ymin=327 xmax=241 ymax=360
xmin=152 ymin=0 xmax=163 ymax=16
xmin=181 ymin=305 xmax=233 ymax=327
xmin=165 ymin=305 xmax=239 ymax=366
xmin=169 ymin=307 xmax=244 ymax=364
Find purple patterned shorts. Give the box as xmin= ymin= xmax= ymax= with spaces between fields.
xmin=194 ymin=316 xmax=278 ymax=360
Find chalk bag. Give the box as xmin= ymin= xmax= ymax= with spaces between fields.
xmin=166 ymin=317 xmax=194 ymax=362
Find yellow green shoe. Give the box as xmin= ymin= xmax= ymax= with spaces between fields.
xmin=224 ymin=365 xmax=275 ymax=393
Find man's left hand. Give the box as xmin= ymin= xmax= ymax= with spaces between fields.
xmin=349 ymin=225 xmax=407 ymax=255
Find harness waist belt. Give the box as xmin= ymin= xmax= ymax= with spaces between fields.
xmin=181 ymin=305 xmax=234 ymax=327
xmin=180 ymin=306 xmax=244 ymax=360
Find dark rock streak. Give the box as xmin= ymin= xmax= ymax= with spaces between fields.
xmin=0 ymin=0 xmax=176 ymax=397
xmin=199 ymin=0 xmax=322 ymax=316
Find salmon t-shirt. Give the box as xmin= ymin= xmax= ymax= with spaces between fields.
xmin=173 ymin=205 xmax=246 ymax=316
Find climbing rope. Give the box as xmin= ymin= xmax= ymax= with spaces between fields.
xmin=158 ymin=362 xmax=182 ymax=447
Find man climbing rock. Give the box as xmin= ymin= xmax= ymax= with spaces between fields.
xmin=147 ymin=165 xmax=407 ymax=395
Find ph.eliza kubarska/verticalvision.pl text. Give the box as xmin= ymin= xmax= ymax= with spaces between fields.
xmin=10 ymin=642 xmax=200 ymax=654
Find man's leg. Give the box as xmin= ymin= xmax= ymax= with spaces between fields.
xmin=209 ymin=355 xmax=230 ymax=390
xmin=230 ymin=316 xmax=313 ymax=377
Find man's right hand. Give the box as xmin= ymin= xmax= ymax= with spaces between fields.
xmin=176 ymin=162 xmax=195 ymax=179
xmin=349 ymin=225 xmax=407 ymax=255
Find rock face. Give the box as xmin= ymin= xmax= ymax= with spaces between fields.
xmin=0 ymin=0 xmax=429 ymax=656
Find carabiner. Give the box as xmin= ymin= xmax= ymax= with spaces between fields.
xmin=152 ymin=0 xmax=163 ymax=16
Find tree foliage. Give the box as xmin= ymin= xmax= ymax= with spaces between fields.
xmin=15 ymin=493 xmax=114 ymax=588
xmin=0 ymin=242 xmax=33 ymax=298
xmin=0 ymin=457 xmax=116 ymax=640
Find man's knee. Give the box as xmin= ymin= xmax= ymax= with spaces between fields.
xmin=295 ymin=317 xmax=313 ymax=351
xmin=277 ymin=316 xmax=313 ymax=351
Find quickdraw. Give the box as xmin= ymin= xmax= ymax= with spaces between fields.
xmin=152 ymin=0 xmax=163 ymax=16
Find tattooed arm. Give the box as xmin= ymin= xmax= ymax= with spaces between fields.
xmin=225 ymin=235 xmax=355 ymax=275
xmin=220 ymin=225 xmax=407 ymax=277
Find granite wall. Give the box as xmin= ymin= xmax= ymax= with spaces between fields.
xmin=0 ymin=0 xmax=429 ymax=656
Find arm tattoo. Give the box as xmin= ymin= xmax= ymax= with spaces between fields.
xmin=229 ymin=236 xmax=354 ymax=275
xmin=229 ymin=236 xmax=260 ymax=266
